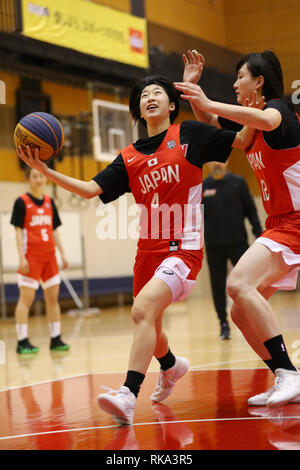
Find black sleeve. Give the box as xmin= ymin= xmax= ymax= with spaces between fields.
xmin=92 ymin=154 xmax=131 ymax=204
xmin=51 ymin=199 xmax=62 ymax=230
xmin=263 ymin=99 xmax=300 ymax=149
xmin=265 ymin=99 xmax=290 ymax=131
xmin=180 ymin=120 xmax=237 ymax=168
xmin=10 ymin=198 xmax=26 ymax=228
xmin=239 ymin=177 xmax=262 ymax=238
xmin=218 ymin=117 xmax=243 ymax=131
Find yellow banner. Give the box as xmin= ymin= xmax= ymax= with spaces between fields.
xmin=21 ymin=0 xmax=148 ymax=69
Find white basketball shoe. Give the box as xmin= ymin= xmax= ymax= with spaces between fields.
xmin=98 ymin=385 xmax=136 ymax=425
xmin=151 ymin=356 xmax=189 ymax=402
xmin=267 ymin=368 xmax=300 ymax=408
xmin=248 ymin=369 xmax=300 ymax=407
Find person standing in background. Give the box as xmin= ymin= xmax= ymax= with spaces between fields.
xmin=11 ymin=167 xmax=70 ymax=354
xmin=202 ymin=161 xmax=262 ymax=340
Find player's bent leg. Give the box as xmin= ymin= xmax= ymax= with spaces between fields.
xmin=98 ymin=278 xmax=172 ymax=425
xmin=229 ymin=286 xmax=279 ymax=406
xmin=150 ymin=261 xmax=191 ymax=403
xmin=128 ymin=277 xmax=173 ymax=374
xmin=154 ymin=313 xmax=169 ymax=359
xmin=226 ymin=243 xmax=291 ymax=342
xmin=227 ymin=243 xmax=300 ymax=407
xmin=230 ymin=285 xmax=277 ymax=362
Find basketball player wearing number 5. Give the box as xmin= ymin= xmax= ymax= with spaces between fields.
xmin=11 ymin=167 xmax=70 ymax=354
xmin=17 ymin=75 xmax=259 ymax=425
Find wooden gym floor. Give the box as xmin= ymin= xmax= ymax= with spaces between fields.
xmin=0 ymin=292 xmax=300 ymax=450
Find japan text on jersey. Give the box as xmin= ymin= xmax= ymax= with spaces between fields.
xmin=122 ymin=124 xmax=204 ymax=253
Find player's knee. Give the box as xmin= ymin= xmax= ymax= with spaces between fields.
xmin=226 ymin=272 xmax=247 ymax=301
xmin=44 ymin=287 xmax=59 ymax=306
xmin=44 ymin=294 xmax=58 ymax=306
xmin=230 ymin=305 xmax=241 ymax=325
xmin=131 ymin=298 xmax=153 ymax=325
xmin=19 ymin=295 xmax=34 ymax=309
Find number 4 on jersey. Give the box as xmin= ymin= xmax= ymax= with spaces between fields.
xmin=151 ymin=192 xmax=159 ymax=208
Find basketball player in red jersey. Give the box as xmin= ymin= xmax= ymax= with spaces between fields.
xmin=176 ymin=50 xmax=300 ymax=407
xmin=11 ymin=167 xmax=70 ymax=353
xmin=17 ymin=75 xmax=259 ymax=424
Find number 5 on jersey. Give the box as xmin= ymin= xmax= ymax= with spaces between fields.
xmin=41 ymin=228 xmax=49 ymax=242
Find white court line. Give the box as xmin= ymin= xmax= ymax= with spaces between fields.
xmin=0 ymin=415 xmax=300 ymax=442
xmin=0 ymin=364 xmax=266 ymax=392
xmin=189 ymin=358 xmax=263 ymax=369
xmin=0 ymin=363 xmax=268 ymax=392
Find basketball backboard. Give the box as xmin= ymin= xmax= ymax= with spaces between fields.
xmin=92 ymin=99 xmax=139 ymax=162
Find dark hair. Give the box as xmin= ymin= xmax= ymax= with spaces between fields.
xmin=129 ymin=75 xmax=180 ymax=128
xmin=25 ymin=167 xmax=33 ymax=179
xmin=236 ymin=50 xmax=284 ymax=101
xmin=25 ymin=167 xmax=45 ymax=179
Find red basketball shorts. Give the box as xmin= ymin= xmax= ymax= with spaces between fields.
xmin=18 ymin=255 xmax=60 ymax=290
xmin=255 ymin=211 xmax=300 ymax=290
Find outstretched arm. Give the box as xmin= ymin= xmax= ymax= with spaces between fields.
xmin=17 ymin=146 xmax=102 ymax=199
xmin=174 ymin=81 xmax=282 ymax=131
xmin=182 ymin=50 xmax=220 ymax=127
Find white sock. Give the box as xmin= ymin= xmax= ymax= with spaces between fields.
xmin=16 ymin=324 xmax=28 ymax=341
xmin=49 ymin=321 xmax=61 ymax=338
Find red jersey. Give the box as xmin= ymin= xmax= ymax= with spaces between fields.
xmin=123 ymin=124 xmax=203 ymax=254
xmin=20 ymin=193 xmax=56 ymax=259
xmin=246 ymin=114 xmax=300 ymax=216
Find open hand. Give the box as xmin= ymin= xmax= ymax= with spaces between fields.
xmin=183 ymin=50 xmax=205 ymax=84
xmin=17 ymin=145 xmax=48 ymax=175
xmin=174 ymin=81 xmax=211 ymax=111
xmin=61 ymin=255 xmax=68 ymax=270
xmin=19 ymin=258 xmax=29 ymax=275
xmin=244 ymin=90 xmax=266 ymax=110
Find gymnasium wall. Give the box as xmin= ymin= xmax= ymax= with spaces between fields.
xmin=224 ymin=0 xmax=300 ymax=95
xmin=145 ymin=0 xmax=226 ymax=48
xmin=144 ymin=0 xmax=300 ymax=97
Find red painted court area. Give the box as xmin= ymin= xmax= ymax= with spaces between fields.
xmin=0 ymin=369 xmax=300 ymax=450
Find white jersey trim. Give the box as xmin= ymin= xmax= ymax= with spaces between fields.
xmin=181 ymin=183 xmax=203 ymax=250
xmin=283 ymin=160 xmax=300 ymax=211
xmin=255 ymin=237 xmax=300 ymax=290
